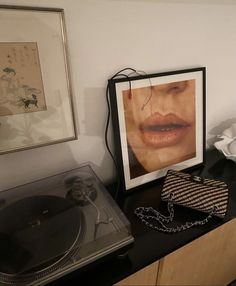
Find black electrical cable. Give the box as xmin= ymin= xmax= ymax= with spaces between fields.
xmin=105 ymin=68 xmax=152 ymax=199
xmin=105 ymin=68 xmax=137 ymax=200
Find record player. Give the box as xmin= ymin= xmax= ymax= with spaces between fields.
xmin=0 ymin=165 xmax=134 ymax=285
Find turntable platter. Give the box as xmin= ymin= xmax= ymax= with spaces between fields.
xmin=0 ymin=195 xmax=84 ymax=280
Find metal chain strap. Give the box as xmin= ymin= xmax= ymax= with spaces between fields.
xmin=134 ymin=196 xmax=216 ymax=233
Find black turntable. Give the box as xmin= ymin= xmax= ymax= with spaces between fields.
xmin=0 ymin=165 xmax=134 ymax=285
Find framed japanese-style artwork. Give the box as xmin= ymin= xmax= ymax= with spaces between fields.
xmin=0 ymin=5 xmax=77 ymax=155
xmin=108 ymin=67 xmax=206 ymax=192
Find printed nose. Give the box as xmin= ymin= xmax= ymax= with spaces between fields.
xmin=146 ymin=86 xmax=175 ymax=113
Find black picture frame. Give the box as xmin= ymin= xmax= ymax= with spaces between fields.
xmin=108 ymin=67 xmax=206 ymax=192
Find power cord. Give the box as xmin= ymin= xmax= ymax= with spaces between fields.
xmin=105 ymin=68 xmax=137 ymax=200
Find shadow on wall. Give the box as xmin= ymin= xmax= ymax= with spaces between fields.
xmin=83 ymin=87 xmax=107 ymax=137
xmin=82 ymin=87 xmax=117 ymax=186
xmin=207 ymin=117 xmax=236 ymax=147
xmin=112 ymin=0 xmax=236 ymax=4
xmin=0 ymin=141 xmax=79 ymax=191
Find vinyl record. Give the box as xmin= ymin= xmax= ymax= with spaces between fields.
xmin=0 ymin=195 xmax=84 ymax=284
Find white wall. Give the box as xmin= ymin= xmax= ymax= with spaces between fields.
xmin=0 ymin=0 xmax=236 ymax=190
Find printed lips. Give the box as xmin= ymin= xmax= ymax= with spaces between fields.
xmin=139 ymin=113 xmax=191 ymax=148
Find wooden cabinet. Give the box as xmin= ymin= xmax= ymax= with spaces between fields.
xmin=115 ymin=218 xmax=236 ymax=286
xmin=115 ymin=261 xmax=159 ymax=286
xmin=157 ymin=218 xmax=236 ymax=285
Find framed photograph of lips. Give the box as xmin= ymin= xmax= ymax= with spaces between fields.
xmin=108 ymin=67 xmax=206 ymax=192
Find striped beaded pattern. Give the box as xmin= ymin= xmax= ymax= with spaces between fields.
xmin=161 ymin=170 xmax=228 ymax=218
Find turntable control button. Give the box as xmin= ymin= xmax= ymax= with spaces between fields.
xmin=29 ymin=219 xmax=41 ymax=228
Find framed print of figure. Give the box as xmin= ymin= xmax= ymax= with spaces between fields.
xmin=0 ymin=5 xmax=76 ymax=155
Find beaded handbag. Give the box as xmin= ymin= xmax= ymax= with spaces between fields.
xmin=134 ymin=170 xmax=229 ymax=233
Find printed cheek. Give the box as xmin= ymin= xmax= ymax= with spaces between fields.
xmin=128 ymin=90 xmax=132 ymax=100
xmin=132 ymin=107 xmax=150 ymax=126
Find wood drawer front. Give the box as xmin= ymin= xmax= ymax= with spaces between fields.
xmin=157 ymin=218 xmax=236 ymax=285
xmin=115 ymin=261 xmax=159 ymax=286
